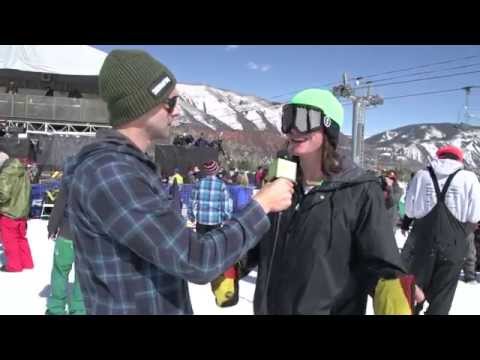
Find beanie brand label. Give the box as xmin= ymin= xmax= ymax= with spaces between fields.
xmin=151 ymin=76 xmax=172 ymax=97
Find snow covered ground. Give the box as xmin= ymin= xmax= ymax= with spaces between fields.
xmin=0 ymin=220 xmax=478 ymax=315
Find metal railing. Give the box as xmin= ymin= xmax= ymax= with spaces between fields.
xmin=0 ymin=94 xmax=109 ymax=124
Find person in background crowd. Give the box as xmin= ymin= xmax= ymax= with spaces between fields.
xmin=169 ymin=178 xmax=182 ymax=215
xmin=188 ymin=160 xmax=233 ymax=235
xmin=5 ymin=81 xmax=18 ymax=95
xmin=184 ymin=134 xmax=195 ymax=146
xmin=46 ymin=179 xmax=86 ymax=315
xmin=173 ymin=134 xmax=186 ymax=146
xmin=68 ymin=89 xmax=83 ymax=99
xmin=194 ymin=133 xmax=209 ymax=147
xmin=187 ymin=167 xmax=197 ymax=184
xmin=404 ymin=145 xmax=480 ymax=314
xmin=0 ymin=153 xmax=34 ymax=272
xmin=255 ymin=166 xmax=264 ymax=188
xmin=217 ymin=168 xmax=228 ymax=182
xmin=231 ymin=169 xmax=239 ymax=184
xmin=238 ymin=171 xmax=249 ymax=186
xmin=381 ymin=170 xmax=403 ymax=232
xmin=0 ymin=152 xmax=7 ymax=267
xmin=260 ymin=167 xmax=268 ymax=188
xmin=169 ymin=168 xmax=184 ymax=186
xmin=193 ymin=166 xmax=202 ymax=181
xmin=247 ymin=171 xmax=256 ymax=186
xmin=188 ymin=160 xmax=238 ymax=307
xmin=45 ymin=87 xmax=54 ymax=97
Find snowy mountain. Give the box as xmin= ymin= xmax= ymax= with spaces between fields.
xmin=166 ymin=84 xmax=286 ymax=169
xmin=365 ymin=123 xmax=480 ymax=171
xmin=170 ymin=84 xmax=480 ymax=172
xmin=176 ymin=83 xmax=283 ymax=134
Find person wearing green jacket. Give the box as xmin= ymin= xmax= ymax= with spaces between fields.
xmin=0 ymin=155 xmax=34 ymax=272
xmin=0 ymin=152 xmax=6 ymax=267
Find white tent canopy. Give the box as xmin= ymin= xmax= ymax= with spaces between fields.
xmin=0 ymin=45 xmax=107 ymax=76
xmin=0 ymin=45 xmax=108 ymax=95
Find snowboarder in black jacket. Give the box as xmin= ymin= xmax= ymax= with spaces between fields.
xmin=240 ymin=89 xmax=424 ymax=315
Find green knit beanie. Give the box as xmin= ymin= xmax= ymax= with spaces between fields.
xmin=99 ymin=49 xmax=177 ymax=127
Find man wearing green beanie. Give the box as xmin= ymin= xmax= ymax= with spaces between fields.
xmin=62 ymin=49 xmax=294 ymax=314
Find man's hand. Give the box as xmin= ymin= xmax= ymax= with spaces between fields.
xmin=253 ymin=178 xmax=294 ymax=214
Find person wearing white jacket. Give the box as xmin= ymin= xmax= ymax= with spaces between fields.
xmin=403 ymin=145 xmax=480 ymax=314
xmin=405 ymin=157 xmax=480 ymax=224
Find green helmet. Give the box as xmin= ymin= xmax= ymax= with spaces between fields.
xmin=290 ymin=89 xmax=344 ymax=129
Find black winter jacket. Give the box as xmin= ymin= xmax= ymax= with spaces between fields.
xmin=244 ymin=157 xmax=406 ymax=315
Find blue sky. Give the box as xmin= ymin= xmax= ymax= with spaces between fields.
xmin=94 ymin=45 xmax=480 ymax=136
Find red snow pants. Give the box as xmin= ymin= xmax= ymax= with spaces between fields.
xmin=0 ymin=215 xmax=34 ymax=272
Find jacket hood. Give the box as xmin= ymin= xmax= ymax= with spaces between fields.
xmin=63 ymin=129 xmax=155 ymax=189
xmin=430 ymin=158 xmax=464 ymax=177
xmin=306 ymin=155 xmax=378 ymax=193
xmin=1 ymin=158 xmax=26 ymax=177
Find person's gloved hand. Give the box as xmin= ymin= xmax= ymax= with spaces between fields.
xmin=414 ymin=284 xmax=425 ymax=303
xmin=413 ymin=286 xmax=427 ymax=315
xmin=373 ymin=275 xmax=419 ymax=315
xmin=211 ymin=265 xmax=239 ymax=308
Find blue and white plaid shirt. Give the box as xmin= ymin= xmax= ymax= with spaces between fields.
xmin=63 ymin=130 xmax=270 ymax=315
xmin=188 ymin=175 xmax=233 ymax=225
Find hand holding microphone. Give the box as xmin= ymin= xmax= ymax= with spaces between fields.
xmin=253 ymin=152 xmax=297 ymax=214
xmin=253 ymin=179 xmax=294 ymax=214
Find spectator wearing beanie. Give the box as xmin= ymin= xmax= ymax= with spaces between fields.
xmin=188 ymin=160 xmax=238 ymax=308
xmin=188 ymin=160 xmax=233 ymax=235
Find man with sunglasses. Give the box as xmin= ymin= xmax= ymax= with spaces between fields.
xmin=62 ymin=49 xmax=294 ymax=315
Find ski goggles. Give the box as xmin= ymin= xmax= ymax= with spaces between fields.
xmin=281 ymin=103 xmax=331 ymax=134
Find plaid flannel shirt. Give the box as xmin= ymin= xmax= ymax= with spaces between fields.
xmin=188 ymin=175 xmax=233 ymax=225
xmin=63 ymin=130 xmax=270 ymax=315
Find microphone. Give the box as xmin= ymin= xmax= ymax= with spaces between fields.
xmin=265 ymin=149 xmax=298 ymax=184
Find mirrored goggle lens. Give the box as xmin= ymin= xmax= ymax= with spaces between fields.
xmin=308 ymin=108 xmax=322 ymax=130
xmin=281 ymin=105 xmax=295 ymax=133
xmin=294 ymin=107 xmax=309 ymax=133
